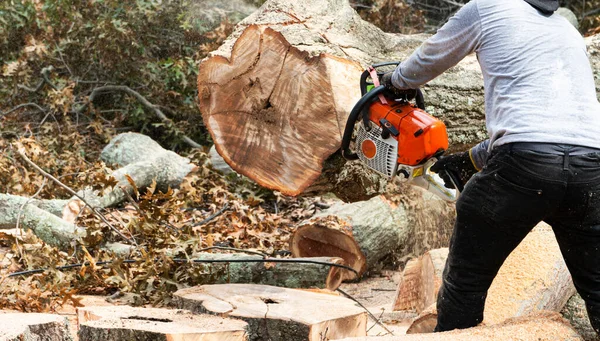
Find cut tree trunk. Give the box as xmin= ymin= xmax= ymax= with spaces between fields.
xmin=173 ymin=283 xmax=367 ymax=341
xmin=290 ymin=192 xmax=455 ymax=280
xmin=332 ymin=312 xmax=582 ymax=341
xmin=77 ymin=306 xmax=248 ymax=341
xmin=397 ymin=223 xmax=576 ymax=333
xmin=199 ymin=0 xmax=600 ymax=200
xmin=0 ymin=313 xmax=71 ymax=341
xmin=393 ymin=248 xmax=447 ymax=313
xmin=187 ymin=253 xmax=346 ymax=290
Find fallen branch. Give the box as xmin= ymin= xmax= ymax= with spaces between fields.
xmin=14 ymin=144 xmax=135 ymax=245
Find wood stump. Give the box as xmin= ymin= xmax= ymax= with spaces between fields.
xmin=173 ymin=284 xmax=367 ymax=341
xmin=0 ymin=313 xmax=71 ymax=341
xmin=395 ymin=223 xmax=576 ymax=333
xmin=77 ymin=306 xmax=248 ymax=341
xmin=332 ymin=312 xmax=582 ymax=341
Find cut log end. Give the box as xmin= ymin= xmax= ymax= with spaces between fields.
xmin=174 ymin=284 xmax=368 ymax=341
xmin=77 ymin=306 xmax=248 ymax=341
xmin=290 ymin=223 xmax=365 ymax=279
xmin=0 ymin=313 xmax=71 ymax=341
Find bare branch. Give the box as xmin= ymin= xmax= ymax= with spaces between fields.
xmin=75 ymin=85 xmax=202 ymax=149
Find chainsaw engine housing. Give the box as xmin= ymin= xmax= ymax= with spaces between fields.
xmin=356 ymin=101 xmax=449 ymax=179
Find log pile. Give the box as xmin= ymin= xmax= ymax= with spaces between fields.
xmin=77 ymin=306 xmax=248 ymax=341
xmin=173 ymin=283 xmax=368 ymax=341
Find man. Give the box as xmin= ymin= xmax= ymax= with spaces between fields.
xmin=382 ymin=0 xmax=600 ymax=333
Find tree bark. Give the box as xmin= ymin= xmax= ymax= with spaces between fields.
xmin=0 ymin=193 xmax=83 ymax=248
xmin=173 ymin=283 xmax=367 ymax=341
xmin=77 ymin=306 xmax=247 ymax=341
xmin=0 ymin=313 xmax=71 ymax=341
xmin=332 ymin=312 xmax=583 ymax=341
xmin=397 ymin=223 xmax=576 ymax=333
xmin=187 ymin=253 xmax=346 ymax=290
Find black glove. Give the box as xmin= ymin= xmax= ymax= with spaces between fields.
xmin=380 ymin=71 xmax=417 ymax=100
xmin=430 ymin=150 xmax=478 ymax=190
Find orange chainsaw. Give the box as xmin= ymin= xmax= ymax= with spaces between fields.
xmin=341 ymin=62 xmax=461 ymax=202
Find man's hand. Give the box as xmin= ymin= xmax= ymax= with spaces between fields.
xmin=430 ymin=151 xmax=478 ymax=189
xmin=380 ymin=71 xmax=417 ymax=100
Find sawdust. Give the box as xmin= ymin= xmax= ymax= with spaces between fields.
xmin=484 ymin=222 xmax=575 ymax=324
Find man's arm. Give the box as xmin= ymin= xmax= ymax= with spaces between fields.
xmin=392 ymin=0 xmax=483 ymax=90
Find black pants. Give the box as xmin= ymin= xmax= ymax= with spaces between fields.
xmin=435 ymin=144 xmax=600 ymax=333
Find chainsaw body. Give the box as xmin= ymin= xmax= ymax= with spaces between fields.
xmin=341 ymin=63 xmax=459 ymax=202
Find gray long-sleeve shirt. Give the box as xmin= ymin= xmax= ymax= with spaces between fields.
xmin=392 ymin=0 xmax=600 ymax=168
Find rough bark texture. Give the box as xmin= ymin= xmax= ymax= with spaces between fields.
xmin=0 ymin=313 xmax=72 ymax=341
xmin=393 ymin=248 xmax=447 ymax=313
xmin=402 ymin=223 xmax=576 ymax=333
xmin=290 ymin=196 xmax=408 ymax=279
xmin=173 ymin=284 xmax=367 ymax=341
xmin=77 ymin=306 xmax=248 ymax=341
xmin=0 ymin=193 xmax=83 ymax=248
xmin=91 ymin=132 xmax=196 ymax=207
xmin=332 ymin=312 xmax=582 ymax=341
xmin=187 ymin=253 xmax=346 ymax=290
xmin=290 ymin=191 xmax=455 ymax=279
xmin=561 ymin=294 xmax=600 ymax=341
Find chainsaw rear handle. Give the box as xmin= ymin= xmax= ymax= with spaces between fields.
xmin=342 ymin=85 xmax=387 ymax=160
xmin=444 ymin=169 xmax=465 ymax=192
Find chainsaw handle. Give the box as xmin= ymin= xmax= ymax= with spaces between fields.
xmin=444 ymin=169 xmax=464 ymax=192
xmin=341 ymin=85 xmax=387 ymax=160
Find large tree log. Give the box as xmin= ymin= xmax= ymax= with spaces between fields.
xmin=0 ymin=313 xmax=71 ymax=341
xmin=290 ymin=192 xmax=454 ymax=279
xmin=187 ymin=253 xmax=346 ymax=290
xmin=396 ymin=223 xmax=576 ymax=333
xmin=173 ymin=284 xmax=367 ymax=341
xmin=332 ymin=312 xmax=582 ymax=341
xmin=199 ymin=0 xmax=600 ymax=199
xmin=77 ymin=306 xmax=248 ymax=341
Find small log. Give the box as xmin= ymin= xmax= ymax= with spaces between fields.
xmin=393 ymin=248 xmax=447 ymax=313
xmin=290 ymin=196 xmax=407 ymax=279
xmin=0 ymin=193 xmax=83 ymax=248
xmin=187 ymin=253 xmax=346 ymax=290
xmin=398 ymin=223 xmax=576 ymax=333
xmin=332 ymin=312 xmax=583 ymax=341
xmin=77 ymin=306 xmax=248 ymax=341
xmin=0 ymin=313 xmax=71 ymax=341
xmin=173 ymin=284 xmax=367 ymax=341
